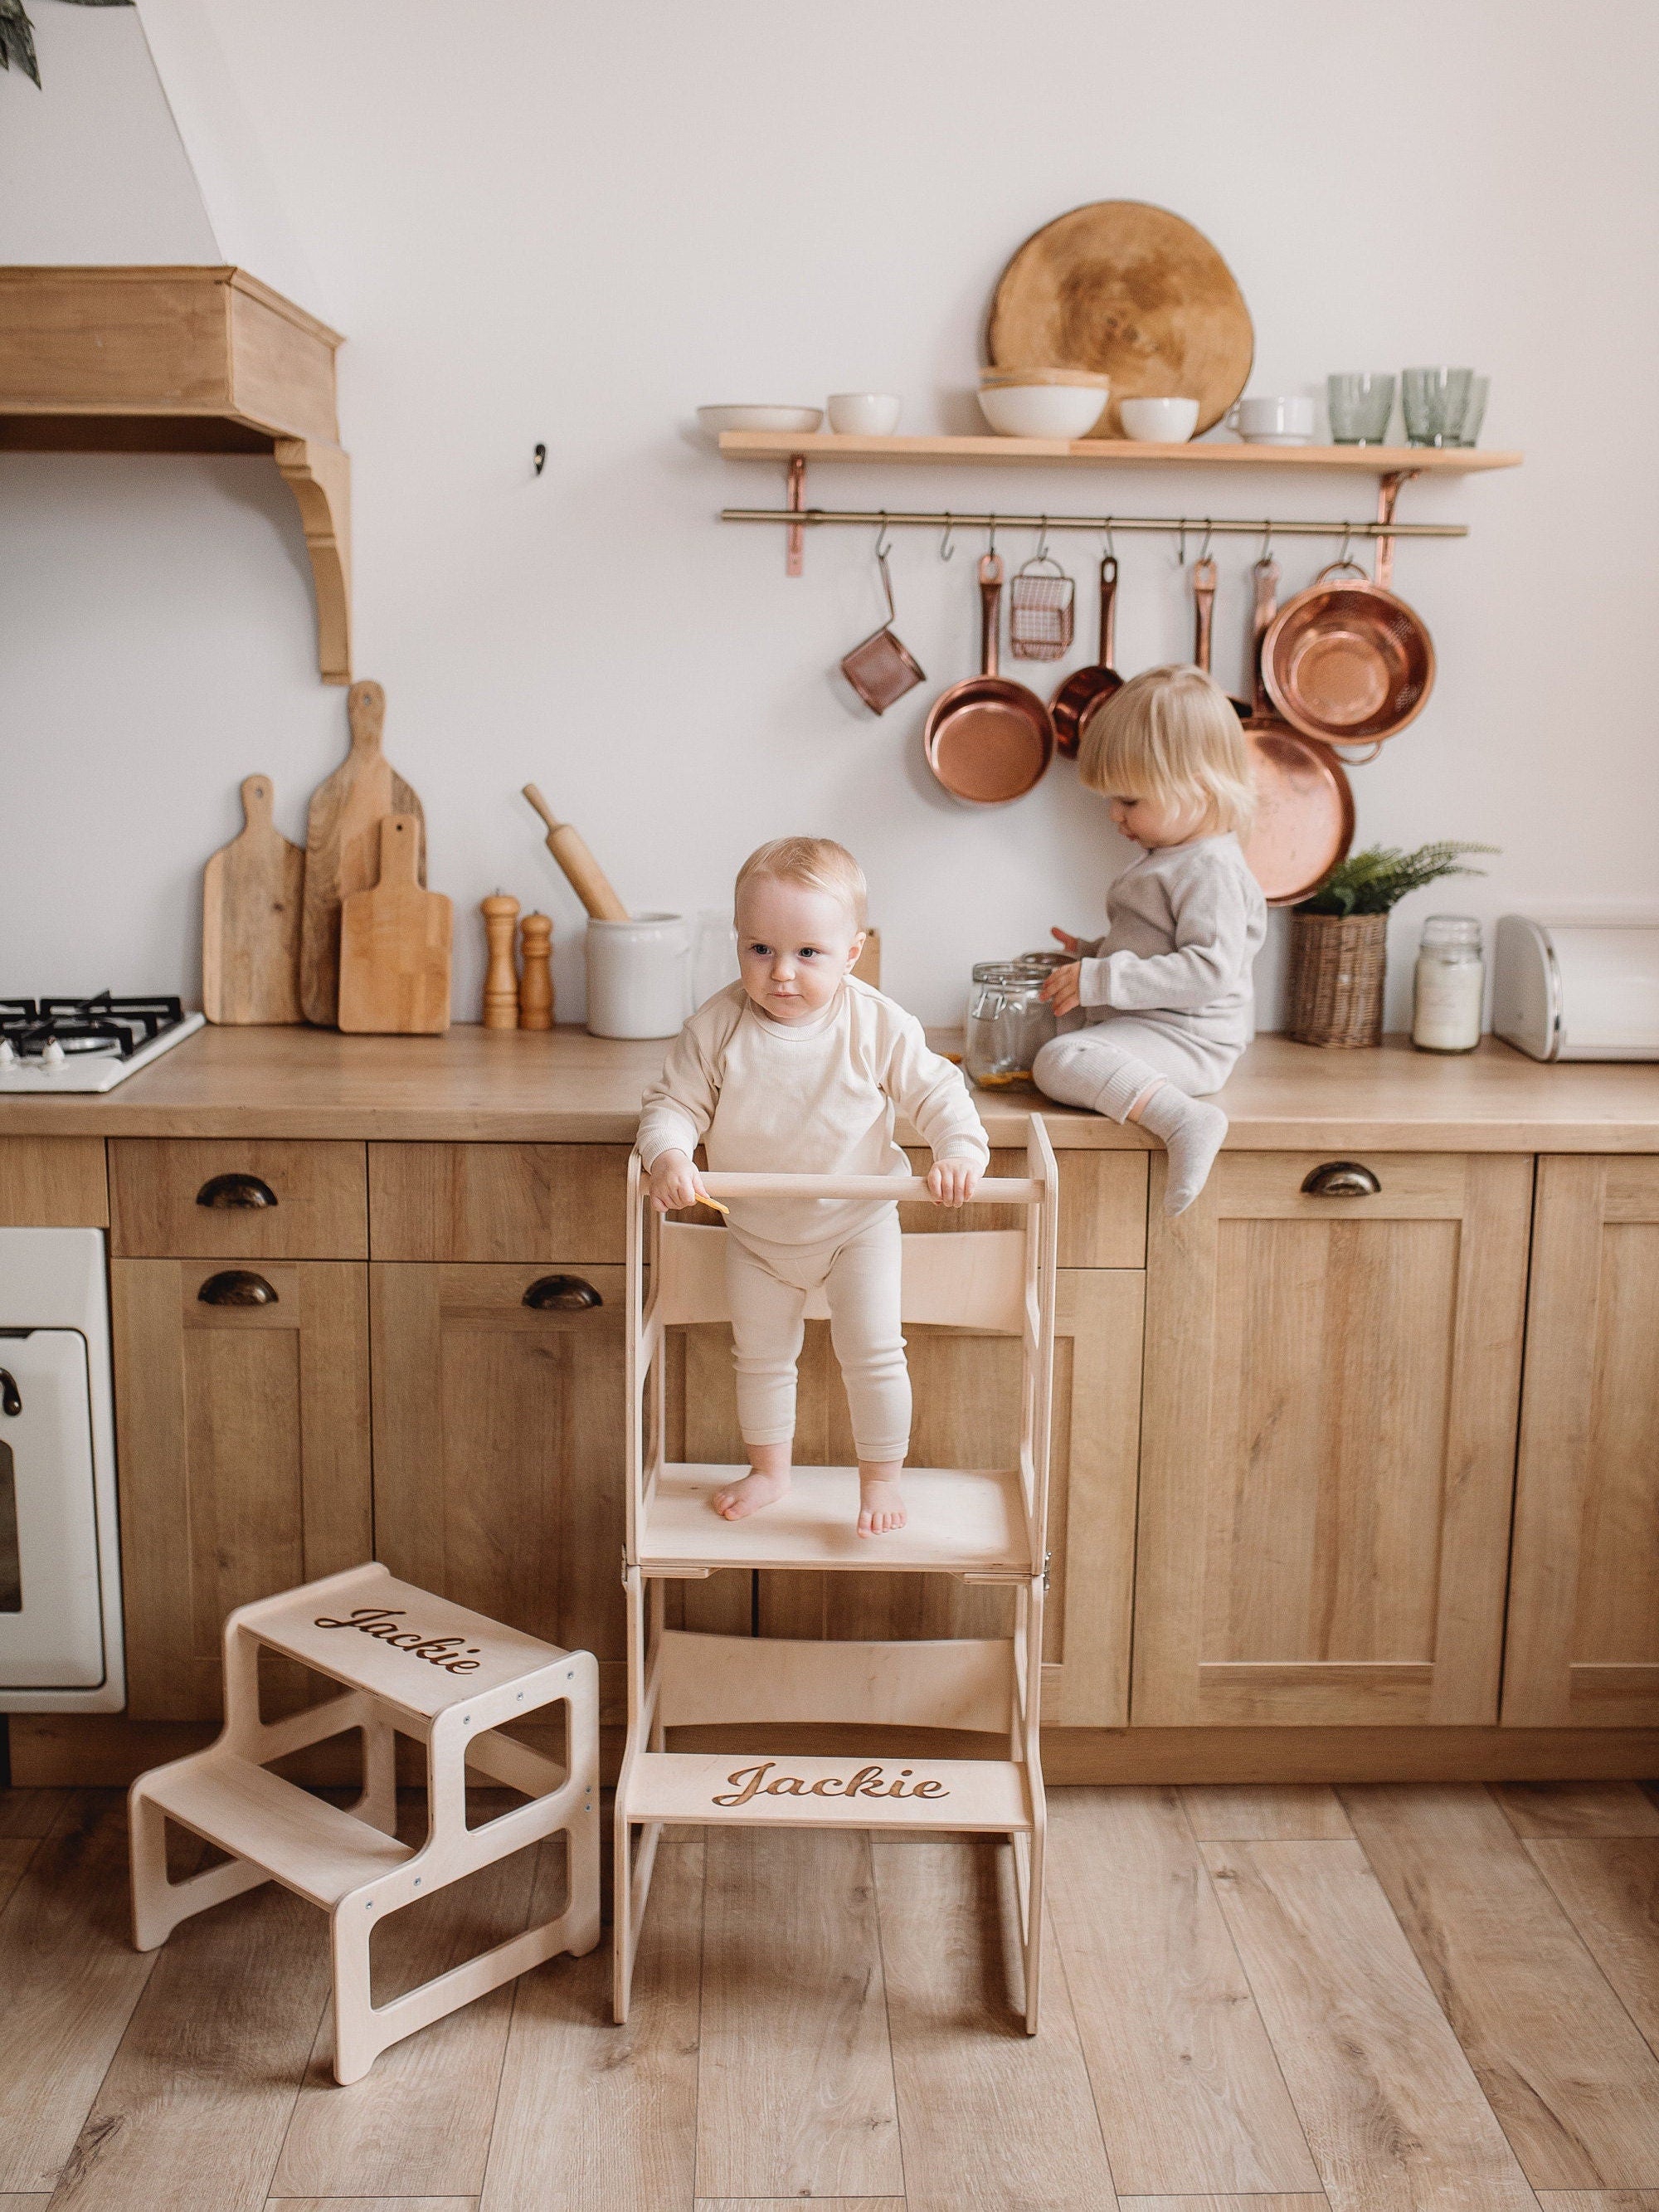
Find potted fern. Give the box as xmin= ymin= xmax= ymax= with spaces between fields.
xmin=1287 ymin=843 xmax=1496 ymax=1048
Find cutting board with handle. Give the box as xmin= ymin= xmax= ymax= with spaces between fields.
xmin=300 ymin=680 xmax=425 ymax=1026
xmin=337 ymin=814 xmax=453 ymax=1034
xmin=202 ymin=775 xmax=304 ymax=1024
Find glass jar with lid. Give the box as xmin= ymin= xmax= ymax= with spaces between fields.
xmin=966 ymin=960 xmax=1059 ymax=1090
xmin=1412 ymin=914 xmax=1484 ymax=1053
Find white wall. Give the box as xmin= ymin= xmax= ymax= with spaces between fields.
xmin=2 ymin=0 xmax=1656 ymax=1029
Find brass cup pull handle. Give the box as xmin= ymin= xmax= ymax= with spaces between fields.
xmin=196 ymin=1173 xmax=279 ymax=1210
xmin=0 ymin=1369 xmax=19 ymax=1417
xmin=198 ymin=1269 xmax=279 ymax=1307
xmin=523 ymin=1274 xmax=604 ymax=1312
xmin=1301 ymin=1160 xmax=1382 ymax=1198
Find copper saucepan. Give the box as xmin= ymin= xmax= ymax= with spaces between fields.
xmin=1239 ymin=553 xmax=1355 ymax=907
xmin=923 ymin=553 xmax=1054 ymax=806
xmin=1261 ymin=559 xmax=1435 ymax=747
xmin=1050 ymin=554 xmax=1121 ymax=758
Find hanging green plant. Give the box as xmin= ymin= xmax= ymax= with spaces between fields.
xmin=1 ymin=0 xmax=134 ymax=91
xmin=1296 ymin=842 xmax=1498 ymax=918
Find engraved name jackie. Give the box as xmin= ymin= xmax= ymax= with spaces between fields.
xmin=712 ymin=1761 xmax=951 ymax=1806
xmin=313 ymin=1606 xmax=483 ymax=1673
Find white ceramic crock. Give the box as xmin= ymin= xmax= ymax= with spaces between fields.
xmin=586 ymin=913 xmax=690 ymax=1039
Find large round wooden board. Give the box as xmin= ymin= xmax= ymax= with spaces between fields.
xmin=987 ymin=201 xmax=1253 ymax=438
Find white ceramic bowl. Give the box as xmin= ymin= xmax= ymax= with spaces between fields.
xmin=696 ymin=405 xmax=823 ymax=436
xmin=826 ymin=392 xmax=902 ymax=436
xmin=1117 ymin=396 xmax=1200 ymax=442
xmin=976 ymin=383 xmax=1109 ymax=439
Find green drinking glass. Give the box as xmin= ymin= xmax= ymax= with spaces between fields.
xmin=1327 ymin=373 xmax=1395 ymax=444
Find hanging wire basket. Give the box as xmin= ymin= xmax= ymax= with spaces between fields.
xmin=1009 ymin=553 xmax=1075 ymax=660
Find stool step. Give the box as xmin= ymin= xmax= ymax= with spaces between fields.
xmin=143 ymin=1754 xmax=411 ymax=1907
xmin=233 ymin=1562 xmax=577 ymax=1724
xmin=638 ymin=1464 xmax=1033 ymax=1575
xmin=623 ymin=1751 xmax=1032 ymax=1832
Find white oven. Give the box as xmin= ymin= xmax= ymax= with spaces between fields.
xmin=0 ymin=1230 xmax=124 ymax=1710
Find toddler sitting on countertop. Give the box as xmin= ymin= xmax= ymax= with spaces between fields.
xmin=637 ymin=836 xmax=988 ymax=1537
xmin=1035 ymin=664 xmax=1267 ymax=1213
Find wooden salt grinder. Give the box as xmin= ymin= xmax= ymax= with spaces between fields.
xmin=519 ymin=913 xmax=553 ymax=1030
xmin=482 ymin=894 xmax=521 ymax=1028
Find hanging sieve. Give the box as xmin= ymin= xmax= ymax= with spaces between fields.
xmin=839 ymin=522 xmax=927 ymax=714
xmin=1009 ymin=526 xmax=1075 ymax=660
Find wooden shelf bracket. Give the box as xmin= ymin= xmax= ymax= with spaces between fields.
xmin=274 ymin=439 xmax=353 ymax=685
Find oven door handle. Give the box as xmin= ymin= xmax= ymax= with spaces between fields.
xmin=0 ymin=1369 xmax=18 ymax=1416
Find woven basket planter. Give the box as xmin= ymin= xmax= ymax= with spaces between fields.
xmin=1287 ymin=911 xmax=1388 ymax=1048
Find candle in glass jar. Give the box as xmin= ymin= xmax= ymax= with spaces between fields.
xmin=1413 ymin=915 xmax=1484 ymax=1052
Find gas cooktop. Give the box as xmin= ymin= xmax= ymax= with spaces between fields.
xmin=0 ymin=996 xmax=206 ymax=1093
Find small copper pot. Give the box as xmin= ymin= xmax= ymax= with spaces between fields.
xmin=1262 ymin=561 xmax=1436 ymax=747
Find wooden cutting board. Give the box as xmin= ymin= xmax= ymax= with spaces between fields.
xmin=299 ymin=680 xmax=425 ymax=1026
xmin=987 ymin=199 xmax=1253 ymax=437
xmin=201 ymin=775 xmax=304 ymax=1024
xmin=337 ymin=814 xmax=453 ymax=1033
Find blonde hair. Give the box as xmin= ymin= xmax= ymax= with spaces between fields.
xmin=1078 ymin=665 xmax=1257 ymax=835
xmin=735 ymin=836 xmax=868 ymax=930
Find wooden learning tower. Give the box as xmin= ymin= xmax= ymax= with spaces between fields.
xmin=614 ymin=1118 xmax=1058 ymax=2029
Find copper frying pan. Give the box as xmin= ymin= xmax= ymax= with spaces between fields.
xmin=1192 ymin=557 xmax=1250 ymax=719
xmin=1238 ymin=555 xmax=1355 ymax=907
xmin=1051 ymin=555 xmax=1121 ymax=758
xmin=923 ymin=554 xmax=1054 ymax=806
xmin=1262 ymin=560 xmax=1435 ymax=747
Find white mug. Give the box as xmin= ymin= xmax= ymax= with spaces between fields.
xmin=1117 ymin=395 xmax=1199 ymax=442
xmin=827 ymin=392 xmax=902 ymax=436
xmin=1226 ymin=394 xmax=1315 ymax=445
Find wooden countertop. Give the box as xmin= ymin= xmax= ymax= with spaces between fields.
xmin=0 ymin=1026 xmax=1656 ymax=1149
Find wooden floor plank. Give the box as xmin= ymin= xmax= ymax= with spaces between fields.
xmin=1493 ymin=1783 xmax=1659 ymax=1839
xmin=1526 ymin=1838 xmax=1659 ymax=2052
xmin=1119 ymin=2199 xmax=1330 ymax=2212
xmin=2 ymin=2196 xmax=56 ymax=2212
xmin=875 ymin=1838 xmax=1117 ymax=2212
xmin=0 ymin=1786 xmax=68 ymax=1837
xmin=266 ymin=2200 xmax=477 ymax=2211
xmin=0 ymin=1834 xmax=39 ymax=1913
xmin=1343 ymin=1785 xmax=1659 ymax=2188
xmin=697 ymin=1827 xmax=902 ymax=2202
xmin=46 ymin=1876 xmax=332 ymax=2212
xmin=479 ymin=1840 xmax=702 ymax=2212
xmin=0 ymin=1792 xmax=159 ymax=2195
xmin=1204 ymin=1832 xmax=1547 ymax=2212
xmin=1535 ymin=2197 xmax=1659 ymax=2212
xmin=696 ymin=2204 xmax=904 ymax=2210
xmin=1050 ymin=1787 xmax=1321 ymax=2195
xmin=271 ymin=1797 xmax=537 ymax=2201
xmin=1181 ymin=1787 xmax=1354 ymax=1841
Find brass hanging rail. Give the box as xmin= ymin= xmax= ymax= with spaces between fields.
xmin=719 ymin=506 xmax=1466 ymax=539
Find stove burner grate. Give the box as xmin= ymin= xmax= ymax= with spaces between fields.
xmin=0 ymin=993 xmax=188 ymax=1062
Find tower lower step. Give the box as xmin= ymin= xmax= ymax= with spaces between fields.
xmin=620 ymin=1750 xmax=1031 ymax=1831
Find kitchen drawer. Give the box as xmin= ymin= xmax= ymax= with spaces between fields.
xmin=109 ymin=1139 xmax=367 ymax=1259
xmin=369 ymin=1143 xmax=630 ymax=1262
xmin=900 ymin=1145 xmax=1146 ymax=1268
xmin=0 ymin=1136 xmax=107 ymax=1226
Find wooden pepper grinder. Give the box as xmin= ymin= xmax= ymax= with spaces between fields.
xmin=482 ymin=893 xmax=520 ymax=1028
xmin=518 ymin=913 xmax=554 ymax=1030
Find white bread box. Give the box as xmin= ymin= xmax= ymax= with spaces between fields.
xmin=1493 ymin=915 xmax=1659 ymax=1060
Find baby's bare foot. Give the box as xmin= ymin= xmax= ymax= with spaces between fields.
xmin=712 ymin=1468 xmax=792 ymax=1520
xmin=858 ymin=1474 xmax=907 ymax=1537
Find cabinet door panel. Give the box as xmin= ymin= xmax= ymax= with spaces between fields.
xmin=669 ymin=1268 xmax=1143 ymax=1725
xmin=112 ymin=1258 xmax=371 ymax=1719
xmin=367 ymin=1144 xmax=629 ymax=1261
xmin=1505 ymin=1157 xmax=1659 ymax=1724
xmin=1134 ymin=1151 xmax=1531 ymax=1727
xmin=370 ymin=1263 xmax=626 ymax=1669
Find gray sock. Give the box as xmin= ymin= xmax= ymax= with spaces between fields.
xmin=1135 ymin=1084 xmax=1228 ymax=1215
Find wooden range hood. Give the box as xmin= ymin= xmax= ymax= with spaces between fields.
xmin=0 ymin=265 xmax=352 ymax=684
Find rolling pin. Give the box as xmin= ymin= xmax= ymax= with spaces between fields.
xmin=522 ymin=786 xmax=629 ymax=921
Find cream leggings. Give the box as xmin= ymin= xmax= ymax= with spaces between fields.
xmin=724 ymin=1211 xmax=909 ymax=1464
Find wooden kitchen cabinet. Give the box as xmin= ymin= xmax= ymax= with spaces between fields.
xmin=368 ymin=1143 xmax=630 ymax=1262
xmin=0 ymin=1134 xmax=107 ymax=1225
xmin=368 ymin=1261 xmax=627 ymax=1683
xmin=667 ymin=1267 xmax=1145 ymax=1727
xmin=1132 ymin=1151 xmax=1533 ymax=1727
xmin=1504 ymin=1157 xmax=1659 ymax=1726
xmin=109 ymin=1138 xmax=367 ymax=1258
xmin=111 ymin=1256 xmax=372 ymax=1720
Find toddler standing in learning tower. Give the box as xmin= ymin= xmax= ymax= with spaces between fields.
xmin=637 ymin=838 xmax=988 ymax=1538
xmin=1034 ymin=665 xmax=1267 ymax=1213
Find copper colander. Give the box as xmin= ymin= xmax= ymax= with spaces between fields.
xmin=1262 ymin=563 xmax=1435 ymax=745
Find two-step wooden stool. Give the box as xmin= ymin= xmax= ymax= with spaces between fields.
xmin=614 ymin=1119 xmax=1058 ymax=2029
xmin=129 ymin=1562 xmax=600 ymax=2083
